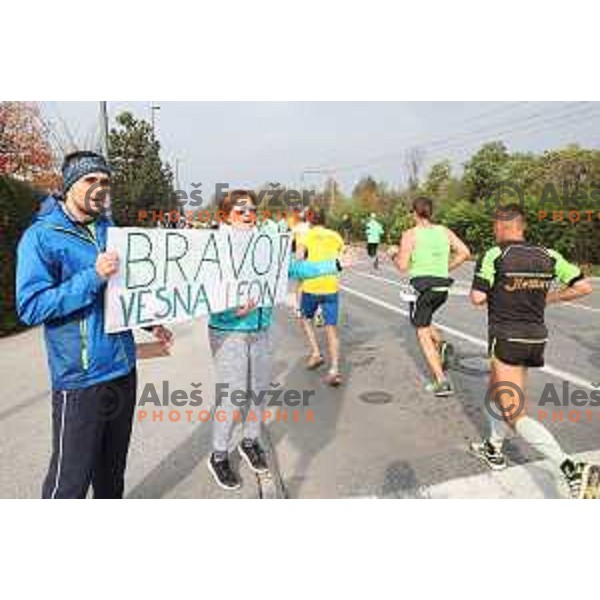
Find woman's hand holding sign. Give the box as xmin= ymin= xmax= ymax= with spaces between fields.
xmin=236 ymin=298 xmax=257 ymax=317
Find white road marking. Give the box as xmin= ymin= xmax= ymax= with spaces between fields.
xmin=351 ymin=450 xmax=600 ymax=500
xmin=341 ymin=282 xmax=597 ymax=391
xmin=343 ymin=450 xmax=600 ymax=499
xmin=562 ymin=302 xmax=600 ymax=313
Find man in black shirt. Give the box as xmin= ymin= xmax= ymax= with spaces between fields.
xmin=470 ymin=204 xmax=599 ymax=499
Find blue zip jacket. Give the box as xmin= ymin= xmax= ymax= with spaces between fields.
xmin=16 ymin=197 xmax=137 ymax=391
xmin=208 ymin=258 xmax=340 ymax=332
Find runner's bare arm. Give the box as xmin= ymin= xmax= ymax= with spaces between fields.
xmin=447 ymin=228 xmax=471 ymax=271
xmin=546 ymin=278 xmax=593 ymax=304
xmin=546 ymin=250 xmax=593 ymax=304
xmin=470 ymin=247 xmax=498 ymax=307
xmin=394 ymin=230 xmax=414 ymax=274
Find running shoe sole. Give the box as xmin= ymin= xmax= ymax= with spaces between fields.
xmin=238 ymin=445 xmax=270 ymax=474
xmin=434 ymin=387 xmax=454 ymax=397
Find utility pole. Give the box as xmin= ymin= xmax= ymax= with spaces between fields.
xmin=99 ymin=101 xmax=110 ymax=157
xmin=150 ymin=102 xmax=161 ymax=134
xmin=330 ymin=174 xmax=335 ymax=209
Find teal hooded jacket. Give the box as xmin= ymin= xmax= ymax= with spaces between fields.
xmin=208 ymin=258 xmax=341 ymax=332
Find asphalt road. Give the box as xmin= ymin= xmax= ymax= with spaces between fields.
xmin=1 ymin=251 xmax=599 ymax=498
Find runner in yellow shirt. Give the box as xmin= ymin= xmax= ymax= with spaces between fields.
xmin=296 ymin=209 xmax=344 ymax=386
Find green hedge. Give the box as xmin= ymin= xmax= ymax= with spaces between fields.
xmin=436 ymin=196 xmax=600 ymax=263
xmin=332 ymin=196 xmax=600 ymax=266
xmin=0 ymin=176 xmax=39 ymax=337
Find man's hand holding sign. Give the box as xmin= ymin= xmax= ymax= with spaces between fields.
xmin=99 ymin=245 xmax=174 ymax=355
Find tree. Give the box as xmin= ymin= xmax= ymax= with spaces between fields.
xmin=0 ymin=176 xmax=39 ymax=336
xmin=352 ymin=176 xmax=381 ymax=212
xmin=0 ymin=102 xmax=56 ymax=186
xmin=108 ymin=111 xmax=177 ymax=225
xmin=505 ymin=151 xmax=539 ymax=191
xmin=463 ymin=141 xmax=510 ymax=202
xmin=404 ymin=147 xmax=424 ymax=192
xmin=423 ymin=160 xmax=452 ymax=199
xmin=532 ymin=145 xmax=600 ymax=195
xmin=321 ymin=177 xmax=342 ymax=212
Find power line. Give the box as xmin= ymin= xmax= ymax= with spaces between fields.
xmin=327 ymin=101 xmax=535 ymax=173
xmin=337 ymin=102 xmax=576 ymax=172
xmin=424 ymin=103 xmax=600 ymax=163
xmin=332 ymin=102 xmax=596 ymax=175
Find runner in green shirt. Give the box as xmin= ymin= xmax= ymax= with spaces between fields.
xmin=365 ymin=213 xmax=384 ymax=270
xmin=394 ymin=197 xmax=471 ymax=396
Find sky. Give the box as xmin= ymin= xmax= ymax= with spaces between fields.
xmin=40 ymin=101 xmax=600 ymax=203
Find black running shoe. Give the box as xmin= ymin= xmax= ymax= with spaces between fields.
xmin=239 ymin=440 xmax=269 ymax=474
xmin=207 ymin=454 xmax=241 ymax=490
xmin=469 ymin=439 xmax=507 ymax=471
xmin=561 ymin=459 xmax=600 ymax=499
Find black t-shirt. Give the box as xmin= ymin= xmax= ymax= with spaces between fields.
xmin=471 ymin=241 xmax=583 ymax=340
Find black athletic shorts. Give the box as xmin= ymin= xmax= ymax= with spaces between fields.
xmin=410 ymin=290 xmax=448 ymax=328
xmin=488 ymin=337 xmax=546 ymax=368
xmin=367 ymin=242 xmax=379 ymax=257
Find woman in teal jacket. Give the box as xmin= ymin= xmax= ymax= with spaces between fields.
xmin=207 ymin=191 xmax=342 ymax=490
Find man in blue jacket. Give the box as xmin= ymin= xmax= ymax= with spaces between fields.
xmin=16 ymin=151 xmax=172 ymax=499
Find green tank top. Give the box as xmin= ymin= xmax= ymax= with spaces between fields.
xmin=409 ymin=225 xmax=450 ymax=278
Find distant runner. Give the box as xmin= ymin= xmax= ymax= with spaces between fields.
xmin=394 ymin=197 xmax=471 ymax=396
xmin=297 ymin=209 xmax=345 ymax=386
xmin=469 ymin=203 xmax=599 ymax=499
xmin=365 ymin=213 xmax=384 ymax=269
xmin=341 ymin=213 xmax=352 ymax=244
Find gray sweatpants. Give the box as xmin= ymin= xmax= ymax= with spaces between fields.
xmin=209 ymin=327 xmax=272 ymax=453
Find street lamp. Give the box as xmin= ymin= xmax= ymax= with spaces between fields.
xmin=150 ymin=102 xmax=161 ymax=133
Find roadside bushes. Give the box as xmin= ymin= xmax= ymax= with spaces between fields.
xmin=332 ymin=193 xmax=599 ymax=266
xmin=0 ymin=176 xmax=40 ymax=336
